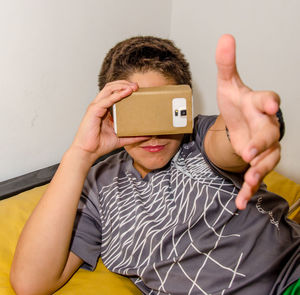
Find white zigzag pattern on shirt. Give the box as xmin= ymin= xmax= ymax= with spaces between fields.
xmin=98 ymin=150 xmax=245 ymax=295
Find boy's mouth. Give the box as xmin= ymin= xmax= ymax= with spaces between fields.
xmin=141 ymin=145 xmax=165 ymax=152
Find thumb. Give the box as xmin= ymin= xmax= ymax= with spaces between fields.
xmin=216 ymin=34 xmax=241 ymax=82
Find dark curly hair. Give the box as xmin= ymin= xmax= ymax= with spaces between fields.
xmin=98 ymin=36 xmax=192 ymax=90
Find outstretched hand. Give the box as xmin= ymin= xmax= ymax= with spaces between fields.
xmin=216 ymin=34 xmax=281 ymax=209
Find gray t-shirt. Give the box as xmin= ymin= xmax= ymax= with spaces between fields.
xmin=70 ymin=115 xmax=300 ymax=295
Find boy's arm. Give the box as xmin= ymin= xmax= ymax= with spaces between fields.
xmin=10 ymin=149 xmax=89 ymax=295
xmin=204 ymin=35 xmax=281 ymax=210
xmin=10 ymin=81 xmax=147 ymax=295
xmin=204 ymin=115 xmax=249 ymax=173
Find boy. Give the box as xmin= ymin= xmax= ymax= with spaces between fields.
xmin=10 ymin=35 xmax=300 ymax=294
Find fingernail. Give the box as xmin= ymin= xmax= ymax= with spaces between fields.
xmin=254 ymin=172 xmax=260 ymax=183
xmin=249 ymin=148 xmax=258 ymax=160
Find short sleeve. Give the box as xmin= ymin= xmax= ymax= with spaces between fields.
xmin=70 ymin=173 xmax=102 ymax=271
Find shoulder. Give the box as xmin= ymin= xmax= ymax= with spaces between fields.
xmin=191 ymin=114 xmax=217 ymax=151
xmin=193 ymin=114 xmax=217 ymax=137
xmin=90 ymin=149 xmax=129 ymax=180
xmin=82 ymin=149 xmax=130 ymax=196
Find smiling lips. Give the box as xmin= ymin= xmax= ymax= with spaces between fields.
xmin=141 ymin=145 xmax=165 ymax=152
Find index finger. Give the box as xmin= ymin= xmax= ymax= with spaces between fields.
xmin=95 ymin=80 xmax=138 ymax=103
xmin=216 ymin=34 xmax=243 ymax=85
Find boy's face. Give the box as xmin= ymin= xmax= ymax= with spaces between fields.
xmin=124 ymin=71 xmax=184 ymax=178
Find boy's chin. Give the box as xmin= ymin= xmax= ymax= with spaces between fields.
xmin=134 ymin=159 xmax=170 ymax=176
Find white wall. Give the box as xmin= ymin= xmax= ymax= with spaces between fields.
xmin=170 ymin=0 xmax=300 ymax=183
xmin=1 ymin=0 xmax=299 ymax=184
xmin=0 ymin=0 xmax=172 ymax=181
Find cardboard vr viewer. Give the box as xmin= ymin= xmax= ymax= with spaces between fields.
xmin=113 ymin=85 xmax=193 ymax=137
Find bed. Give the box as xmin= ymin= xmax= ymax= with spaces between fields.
xmin=0 ymin=156 xmax=299 ymax=294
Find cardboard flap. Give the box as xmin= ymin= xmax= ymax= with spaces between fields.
xmin=114 ymin=85 xmax=193 ymax=137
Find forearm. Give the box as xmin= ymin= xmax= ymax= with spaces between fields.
xmin=10 ymin=148 xmax=92 ymax=293
xmin=204 ymin=115 xmax=248 ymax=172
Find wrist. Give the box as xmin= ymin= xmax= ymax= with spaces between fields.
xmin=62 ymin=147 xmax=96 ymax=173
